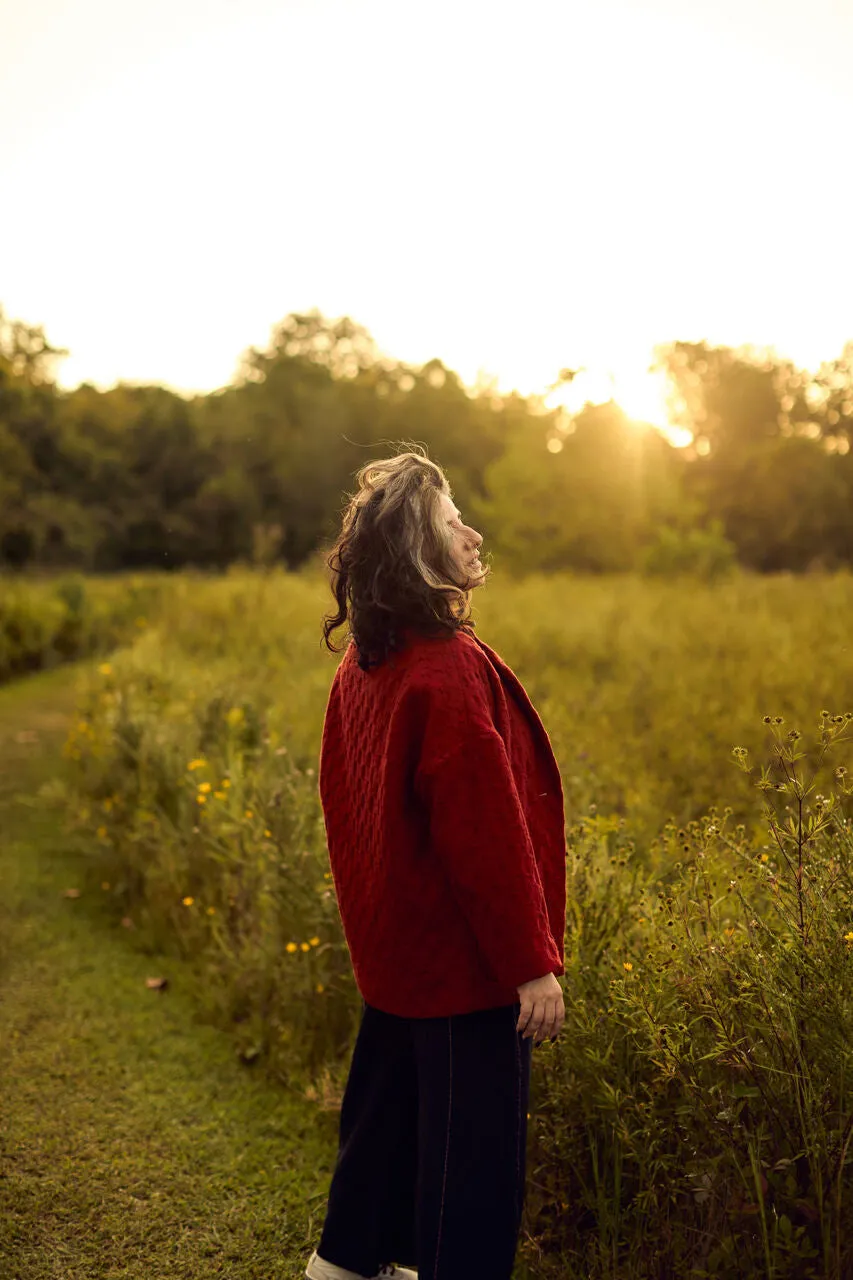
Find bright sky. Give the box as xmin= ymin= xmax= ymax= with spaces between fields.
xmin=2 ymin=0 xmax=852 ymax=437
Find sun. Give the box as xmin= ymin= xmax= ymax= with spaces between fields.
xmin=543 ymin=363 xmax=693 ymax=448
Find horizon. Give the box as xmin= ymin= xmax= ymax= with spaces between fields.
xmin=2 ymin=0 xmax=852 ymax=442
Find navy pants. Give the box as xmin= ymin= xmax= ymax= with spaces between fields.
xmin=317 ymin=998 xmax=533 ymax=1280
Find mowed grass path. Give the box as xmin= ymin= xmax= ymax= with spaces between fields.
xmin=0 ymin=664 xmax=342 ymax=1280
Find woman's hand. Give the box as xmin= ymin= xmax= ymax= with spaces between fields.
xmin=516 ymin=972 xmax=565 ymax=1044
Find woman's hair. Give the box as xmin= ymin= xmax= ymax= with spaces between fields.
xmin=321 ymin=443 xmax=490 ymax=671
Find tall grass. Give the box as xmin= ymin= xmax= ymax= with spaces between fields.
xmin=58 ymin=566 xmax=853 ymax=1277
xmin=0 ymin=571 xmax=174 ymax=685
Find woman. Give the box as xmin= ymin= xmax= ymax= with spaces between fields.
xmin=306 ymin=448 xmax=567 ymax=1280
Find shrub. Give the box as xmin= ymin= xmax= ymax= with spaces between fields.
xmin=639 ymin=519 xmax=737 ymax=581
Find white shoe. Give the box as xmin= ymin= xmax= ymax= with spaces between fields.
xmin=305 ymin=1248 xmax=418 ymax=1280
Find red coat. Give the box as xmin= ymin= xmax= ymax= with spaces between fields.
xmin=318 ymin=625 xmax=567 ymax=1017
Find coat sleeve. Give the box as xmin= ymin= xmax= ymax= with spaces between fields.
xmin=412 ymin=679 xmax=563 ymax=992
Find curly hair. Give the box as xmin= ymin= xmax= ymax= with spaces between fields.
xmin=321 ymin=443 xmax=490 ymax=670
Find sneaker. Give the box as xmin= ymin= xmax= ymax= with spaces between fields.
xmin=305 ymin=1248 xmax=418 ymax=1280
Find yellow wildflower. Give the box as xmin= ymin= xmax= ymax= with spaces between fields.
xmin=244 ymin=809 xmax=253 ymax=819
xmin=214 ymin=790 xmax=227 ymax=800
xmin=197 ymin=781 xmax=211 ymax=794
xmin=182 ymin=896 xmax=194 ymax=906
xmin=102 ymin=798 xmax=113 ymax=812
xmin=187 ymin=759 xmax=206 ymax=771
xmin=206 ymin=906 xmax=216 ymax=915
xmin=844 ymin=931 xmax=853 ymax=944
xmin=98 ymin=663 xmax=112 ymax=676
xmin=724 ymin=927 xmax=735 ymax=938
xmin=264 ymin=829 xmax=272 ymax=838
xmin=285 ymin=942 xmax=298 ymax=953
xmin=222 ymin=779 xmax=231 ymax=789
xmin=309 ymin=936 xmax=320 ymax=946
xmin=197 ymin=794 xmax=207 ymax=805
xmin=300 ymin=942 xmax=310 ymax=952
xmin=226 ymin=707 xmax=245 ymax=727
xmin=316 ymin=983 xmax=324 ymax=994
xmin=760 ymin=853 xmax=769 ymax=862
xmin=96 ymin=825 xmax=107 ymax=838
xmin=623 ymin=961 xmax=633 ymax=971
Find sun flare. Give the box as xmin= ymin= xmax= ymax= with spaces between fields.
xmin=543 ymin=362 xmax=693 ymax=449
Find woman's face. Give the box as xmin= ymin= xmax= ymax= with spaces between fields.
xmin=438 ymin=491 xmax=485 ymax=588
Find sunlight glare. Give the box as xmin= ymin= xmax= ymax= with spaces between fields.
xmin=544 ymin=361 xmax=694 ymax=448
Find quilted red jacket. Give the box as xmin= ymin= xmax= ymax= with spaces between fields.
xmin=318 ymin=624 xmax=567 ymax=1017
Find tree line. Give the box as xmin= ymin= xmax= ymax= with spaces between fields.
xmin=2 ymin=304 xmax=852 ymax=575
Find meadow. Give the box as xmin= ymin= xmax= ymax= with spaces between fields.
xmin=0 ymin=571 xmax=173 ymax=685
xmin=31 ymin=565 xmax=853 ymax=1277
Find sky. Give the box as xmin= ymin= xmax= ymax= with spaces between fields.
xmin=2 ymin=0 xmax=852 ymax=437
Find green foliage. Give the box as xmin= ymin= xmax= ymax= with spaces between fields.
xmin=4 ymin=304 xmax=853 ymax=577
xmin=0 ymin=572 xmax=171 ymax=685
xmin=57 ymin=567 xmax=853 ymax=1276
xmin=639 ymin=518 xmax=737 ymax=580
xmin=529 ymin=715 xmax=853 ymax=1278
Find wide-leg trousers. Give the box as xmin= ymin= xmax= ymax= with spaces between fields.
xmin=317 ymin=997 xmax=533 ymax=1280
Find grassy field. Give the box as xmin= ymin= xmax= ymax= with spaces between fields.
xmin=0 ymin=572 xmax=174 ymax=686
xmin=0 ymin=664 xmax=350 ymax=1280
xmin=6 ymin=567 xmax=853 ymax=1277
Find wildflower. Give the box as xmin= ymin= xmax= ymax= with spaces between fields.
xmin=244 ymin=809 xmax=253 ymax=819
xmin=197 ymin=794 xmax=207 ymax=805
xmin=96 ymin=825 xmax=107 ymax=838
xmin=264 ymin=829 xmax=272 ymax=838
xmin=206 ymin=906 xmax=216 ymax=915
xmin=285 ymin=942 xmax=298 ymax=953
xmin=198 ymin=781 xmax=212 ymax=794
xmin=309 ymin=936 xmax=320 ymax=946
xmin=724 ymin=927 xmax=735 ymax=938
xmin=637 ymin=917 xmax=646 ymax=924
xmin=187 ymin=759 xmax=206 ymax=771
xmin=102 ymin=799 xmax=113 ymax=812
xmin=226 ymin=707 xmax=245 ymax=728
xmin=214 ymin=790 xmax=227 ymax=800
xmin=99 ymin=663 xmax=112 ymax=676
xmin=300 ymin=942 xmax=310 ymax=952
xmin=222 ymin=779 xmax=231 ymax=789
xmin=844 ymin=932 xmax=853 ymax=944
xmin=182 ymin=896 xmax=194 ymax=906
xmin=623 ymin=961 xmax=633 ymax=971
xmin=760 ymin=853 xmax=769 ymax=862
xmin=316 ymin=983 xmax=325 ymax=994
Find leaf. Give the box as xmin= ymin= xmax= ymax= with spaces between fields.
xmin=794 ymin=1198 xmax=820 ymax=1223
